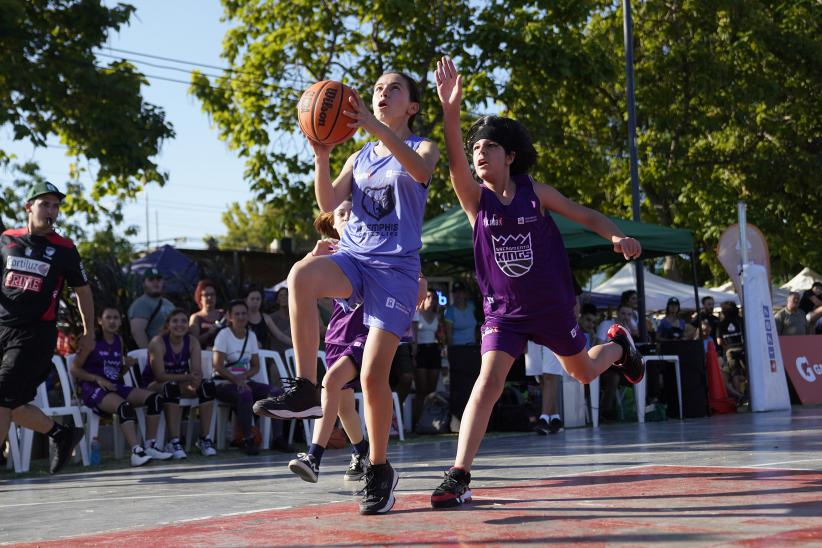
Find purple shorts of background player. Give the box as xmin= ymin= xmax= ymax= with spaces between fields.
xmin=480 ymin=306 xmax=587 ymax=359
xmin=324 ymin=341 xmax=364 ymax=391
xmin=80 ymin=381 xmax=134 ymax=415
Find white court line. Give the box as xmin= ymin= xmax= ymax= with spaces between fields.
xmin=0 ymin=491 xmax=295 ymax=510
xmin=651 ymin=461 xmax=822 ymax=471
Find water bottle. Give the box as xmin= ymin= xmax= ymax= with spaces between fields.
xmin=90 ymin=437 xmax=101 ymax=465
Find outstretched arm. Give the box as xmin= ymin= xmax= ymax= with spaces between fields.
xmin=533 ymin=182 xmax=642 ymax=260
xmin=435 ymin=56 xmax=481 ymax=225
xmin=343 ymin=91 xmax=439 ymax=184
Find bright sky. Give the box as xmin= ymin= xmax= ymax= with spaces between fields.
xmin=3 ymin=1 xmax=253 ymax=249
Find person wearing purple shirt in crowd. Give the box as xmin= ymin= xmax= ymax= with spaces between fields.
xmin=431 ymin=56 xmax=645 ymax=509
xmin=254 ymin=72 xmax=438 ymax=515
xmin=70 ymin=306 xmax=173 ymax=466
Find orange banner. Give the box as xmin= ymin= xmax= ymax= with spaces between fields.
xmin=780 ymin=335 xmax=822 ymax=405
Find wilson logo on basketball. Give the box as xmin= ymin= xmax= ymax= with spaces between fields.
xmin=317 ymin=88 xmax=338 ymax=127
xmin=492 ymin=233 xmax=533 ymax=277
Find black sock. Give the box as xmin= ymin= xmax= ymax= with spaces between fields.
xmin=353 ymin=439 xmax=369 ymax=457
xmin=308 ymin=443 xmax=325 ymax=466
xmin=46 ymin=422 xmax=68 ymax=439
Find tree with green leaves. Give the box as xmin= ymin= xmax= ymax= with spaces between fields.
xmin=199 ymin=0 xmax=821 ymax=281
xmin=0 ymin=0 xmax=174 ymax=237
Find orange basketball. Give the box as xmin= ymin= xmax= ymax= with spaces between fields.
xmin=297 ymin=80 xmax=357 ymax=145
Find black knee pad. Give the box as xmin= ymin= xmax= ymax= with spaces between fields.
xmin=197 ymin=379 xmax=216 ymax=403
xmin=116 ymin=401 xmax=137 ymax=424
xmin=162 ymin=381 xmax=181 ymax=403
xmin=144 ymin=392 xmax=163 ymax=415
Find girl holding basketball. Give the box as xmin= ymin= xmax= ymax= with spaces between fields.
xmin=430 ymin=56 xmax=645 ymax=509
xmin=255 ymin=73 xmax=438 ymax=515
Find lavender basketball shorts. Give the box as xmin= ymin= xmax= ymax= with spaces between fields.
xmin=480 ymin=307 xmax=587 ymax=359
xmin=329 ymin=252 xmax=418 ymax=339
xmin=80 ymin=381 xmax=133 ymax=415
xmin=324 ymin=341 xmax=364 ymax=391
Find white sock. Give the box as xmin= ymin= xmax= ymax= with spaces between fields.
xmin=550 ymin=414 xmax=561 ymax=421
xmin=540 ymin=414 xmax=551 ymax=422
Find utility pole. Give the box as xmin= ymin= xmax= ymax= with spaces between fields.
xmin=145 ymin=193 xmax=150 ymax=250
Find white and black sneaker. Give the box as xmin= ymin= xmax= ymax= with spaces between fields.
xmin=144 ymin=443 xmax=174 ymax=460
xmin=358 ymin=461 xmax=398 ymax=515
xmin=548 ymin=416 xmax=564 ymax=434
xmin=345 ymin=451 xmax=368 ymax=482
xmin=195 ymin=437 xmax=217 ymax=457
xmin=289 ymin=453 xmax=320 ymax=483
xmin=534 ymin=417 xmax=551 ymax=435
xmin=253 ymin=377 xmax=322 ymax=419
xmin=130 ymin=446 xmax=152 ymax=467
xmin=164 ymin=439 xmax=187 ymax=460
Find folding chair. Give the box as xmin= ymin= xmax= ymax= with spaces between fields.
xmin=261 ymin=349 xmax=312 ymax=446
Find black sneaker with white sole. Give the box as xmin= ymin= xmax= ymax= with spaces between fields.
xmin=534 ymin=417 xmax=550 ymax=435
xmin=607 ymin=323 xmax=645 ymax=384
xmin=345 ymin=450 xmax=368 ymax=482
xmin=431 ymin=467 xmax=472 ymax=508
xmin=49 ymin=426 xmax=85 ymax=474
xmin=253 ymin=377 xmax=322 ymax=419
xmin=358 ymin=461 xmax=398 ymax=515
xmin=548 ymin=417 xmax=564 ymax=434
xmin=288 ymin=453 xmax=319 ymax=483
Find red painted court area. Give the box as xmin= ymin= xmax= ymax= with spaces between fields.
xmin=13 ymin=465 xmax=822 ymax=546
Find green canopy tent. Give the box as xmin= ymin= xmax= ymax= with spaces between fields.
xmin=421 ymin=205 xmax=694 ymax=270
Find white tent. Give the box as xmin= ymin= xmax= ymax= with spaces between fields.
xmin=592 ymin=264 xmax=740 ymax=311
xmin=780 ymin=267 xmax=822 ymax=293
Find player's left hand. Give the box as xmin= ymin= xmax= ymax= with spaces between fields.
xmin=613 ymin=236 xmax=641 ymax=260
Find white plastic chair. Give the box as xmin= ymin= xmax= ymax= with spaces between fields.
xmin=283 ymin=347 xmax=327 ymax=377
xmin=5 ymin=422 xmax=26 ymax=472
xmin=15 ymin=355 xmax=90 ymax=471
xmin=260 ymin=349 xmax=312 ymax=446
xmin=353 ymin=391 xmax=405 ymax=442
xmin=213 ymin=351 xmax=273 ymax=450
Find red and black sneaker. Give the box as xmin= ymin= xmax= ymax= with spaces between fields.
xmin=431 ymin=467 xmax=472 ymax=509
xmin=607 ymin=324 xmax=645 ymax=384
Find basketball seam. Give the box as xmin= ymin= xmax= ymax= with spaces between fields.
xmin=327 ymin=82 xmax=347 ymax=145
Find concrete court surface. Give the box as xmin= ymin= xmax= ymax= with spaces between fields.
xmin=2 ymin=406 xmax=821 ymax=547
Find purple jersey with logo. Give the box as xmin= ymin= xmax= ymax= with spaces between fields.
xmin=473 ymin=174 xmax=576 ymax=321
xmin=141 ymin=333 xmax=191 ymax=386
xmin=82 ymin=336 xmax=125 ymax=382
xmin=338 ymin=135 xmax=429 ymax=272
xmin=325 ymin=302 xmax=368 ymax=347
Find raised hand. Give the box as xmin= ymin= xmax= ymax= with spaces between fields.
xmin=613 ymin=237 xmax=642 ymax=260
xmin=308 ymin=137 xmax=334 ymax=159
xmin=435 ymin=56 xmax=462 ymax=114
xmin=310 ymin=239 xmax=338 ymax=257
xmin=342 ymin=89 xmax=382 ymax=135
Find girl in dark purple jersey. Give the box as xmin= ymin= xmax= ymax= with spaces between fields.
xmin=70 ymin=307 xmax=172 ymax=466
xmin=287 ymin=201 xmax=370 ymax=484
xmin=430 ymin=56 xmax=645 ymax=509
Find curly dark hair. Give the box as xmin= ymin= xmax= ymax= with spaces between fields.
xmin=465 ymin=115 xmax=537 ymax=176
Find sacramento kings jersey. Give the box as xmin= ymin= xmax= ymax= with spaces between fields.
xmin=325 ymin=302 xmax=368 ymax=347
xmin=473 ymin=174 xmax=576 ymax=320
xmin=83 ymin=336 xmax=125 ymax=382
xmin=338 ymin=135 xmax=429 ymax=271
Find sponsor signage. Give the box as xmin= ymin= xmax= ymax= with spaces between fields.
xmin=780 ymin=335 xmax=822 ymax=405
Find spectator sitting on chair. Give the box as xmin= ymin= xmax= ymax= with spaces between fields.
xmin=71 ymin=306 xmax=173 ymax=466
xmin=594 ymin=304 xmax=638 ymax=421
xmin=775 ymin=292 xmax=808 ymax=336
xmin=212 ymin=299 xmax=283 ymax=456
xmin=700 ymin=318 xmax=743 ymax=402
xmin=268 ymin=288 xmax=293 ymax=359
xmin=189 ymin=279 xmax=225 ymax=350
xmin=717 ymin=301 xmax=747 ymax=404
xmin=145 ymin=309 xmax=217 ymax=459
xmin=657 ymin=297 xmax=686 ymax=341
xmin=245 ymin=287 xmax=292 ymax=352
xmin=128 ymin=268 xmax=175 ymax=349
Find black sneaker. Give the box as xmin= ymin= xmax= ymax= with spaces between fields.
xmin=431 ymin=467 xmax=472 ymax=508
xmin=548 ymin=417 xmax=564 ymax=434
xmin=242 ymin=436 xmax=259 ymax=456
xmin=607 ymin=324 xmax=645 ymax=384
xmin=534 ymin=417 xmax=550 ymax=435
xmin=253 ymin=377 xmax=322 ymax=419
xmin=345 ymin=451 xmax=368 ymax=482
xmin=358 ymin=461 xmax=398 ymax=515
xmin=288 ymin=453 xmax=320 ymax=483
xmin=49 ymin=426 xmax=85 ymax=474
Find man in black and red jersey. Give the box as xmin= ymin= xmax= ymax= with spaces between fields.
xmin=0 ymin=181 xmax=95 ymax=473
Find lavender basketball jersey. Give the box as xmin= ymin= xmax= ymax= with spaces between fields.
xmin=473 ymin=174 xmax=576 ymax=320
xmin=338 ymin=135 xmax=429 ymax=271
xmin=83 ymin=337 xmax=124 ymax=382
xmin=325 ymin=302 xmax=368 ymax=347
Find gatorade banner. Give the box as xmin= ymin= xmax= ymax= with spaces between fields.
xmin=743 ymin=264 xmax=791 ymax=412
xmin=780 ymin=336 xmax=822 ymax=405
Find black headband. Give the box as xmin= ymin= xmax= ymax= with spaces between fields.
xmin=469 ymin=124 xmax=515 ymax=154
